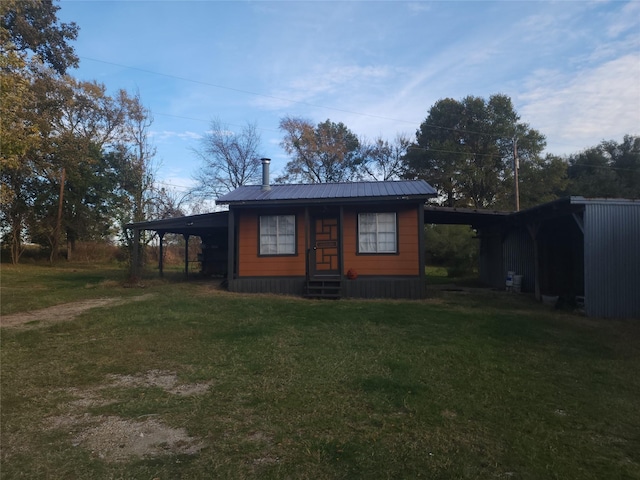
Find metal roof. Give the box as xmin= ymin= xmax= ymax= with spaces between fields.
xmin=423 ymin=204 xmax=510 ymax=228
xmin=126 ymin=211 xmax=228 ymax=235
xmin=217 ymin=180 xmax=437 ymax=205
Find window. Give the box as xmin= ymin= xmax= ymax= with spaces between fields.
xmin=358 ymin=212 xmax=397 ymax=253
xmin=260 ymin=215 xmax=296 ymax=255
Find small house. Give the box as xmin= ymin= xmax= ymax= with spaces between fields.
xmin=216 ymin=159 xmax=437 ymax=299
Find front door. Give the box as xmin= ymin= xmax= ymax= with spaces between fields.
xmin=311 ymin=216 xmax=340 ymax=277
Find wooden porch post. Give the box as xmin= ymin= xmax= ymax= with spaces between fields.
xmin=338 ymin=205 xmax=344 ymax=278
xmin=158 ymin=232 xmax=165 ymax=277
xmin=304 ymin=207 xmax=310 ymax=280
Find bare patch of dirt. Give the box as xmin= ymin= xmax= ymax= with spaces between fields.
xmin=107 ymin=370 xmax=212 ymax=396
xmin=0 ymin=294 xmax=155 ymax=329
xmin=44 ymin=370 xmax=211 ymax=462
xmin=73 ymin=416 xmax=204 ymax=462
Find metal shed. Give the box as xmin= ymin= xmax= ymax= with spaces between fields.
xmin=477 ymin=197 xmax=640 ymax=319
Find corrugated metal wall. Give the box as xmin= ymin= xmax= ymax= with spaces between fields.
xmin=478 ymin=227 xmax=504 ymax=288
xmin=503 ymin=229 xmax=536 ymax=293
xmin=584 ymin=203 xmax=640 ymax=318
xmin=478 ymin=227 xmax=535 ymax=292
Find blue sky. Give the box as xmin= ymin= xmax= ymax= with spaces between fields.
xmin=58 ymin=0 xmax=640 ymax=197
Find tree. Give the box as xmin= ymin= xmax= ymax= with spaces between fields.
xmin=2 ymin=67 xmax=156 ymax=263
xmin=278 ymin=117 xmax=362 ymax=183
xmin=1 ymin=0 xmax=79 ymax=263
xmin=0 ymin=54 xmax=40 ymax=263
xmin=1 ymin=0 xmax=79 ymax=75
xmin=608 ymin=135 xmax=640 ymax=198
xmin=30 ymin=75 xmax=129 ymax=261
xmin=108 ymin=92 xmax=159 ymax=271
xmin=403 ymin=94 xmax=546 ymax=209
xmin=1 ymin=2 xmax=164 ymax=265
xmin=192 ymin=118 xmax=263 ymax=198
xmin=403 ymin=98 xmax=464 ymax=207
xmin=518 ymin=154 xmax=568 ymax=209
xmin=359 ymin=134 xmax=409 ymax=181
xmin=566 ymin=135 xmax=640 ymax=198
xmin=425 ymin=224 xmax=478 ymax=277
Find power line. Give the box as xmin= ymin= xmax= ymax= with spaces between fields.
xmin=79 ymin=56 xmax=419 ymax=126
xmin=406 ymin=145 xmax=638 ymax=172
xmin=154 ymin=180 xmax=194 ymax=192
xmin=79 ymin=56 xmax=631 ymax=152
xmin=79 ymin=56 xmax=497 ymax=138
xmin=153 ymin=112 xmax=281 ymax=134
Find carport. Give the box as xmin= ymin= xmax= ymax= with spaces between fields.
xmin=126 ymin=211 xmax=228 ymax=278
xmin=503 ymin=197 xmax=639 ymax=318
xmin=424 ymin=197 xmax=640 ymax=318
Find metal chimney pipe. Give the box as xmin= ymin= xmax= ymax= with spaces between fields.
xmin=261 ymin=158 xmax=271 ymax=191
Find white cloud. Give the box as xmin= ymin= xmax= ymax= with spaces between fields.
xmin=252 ymin=64 xmax=392 ymax=111
xmin=607 ymin=1 xmax=640 ymax=38
xmin=151 ymin=130 xmax=202 ymax=142
xmin=406 ymin=3 xmax=431 ymax=14
xmin=520 ymin=54 xmax=640 ymax=154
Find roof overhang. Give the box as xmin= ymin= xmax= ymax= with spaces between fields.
xmin=126 ymin=211 xmax=228 ymax=236
xmin=423 ymin=204 xmax=510 ymax=229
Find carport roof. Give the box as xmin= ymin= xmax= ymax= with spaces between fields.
xmin=126 ymin=211 xmax=228 ymax=236
xmin=423 ymin=204 xmax=510 ymax=228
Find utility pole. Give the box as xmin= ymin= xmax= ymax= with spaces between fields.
xmin=51 ymin=167 xmax=66 ymax=262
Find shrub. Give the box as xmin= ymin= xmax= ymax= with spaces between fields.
xmin=425 ymin=224 xmax=478 ymax=277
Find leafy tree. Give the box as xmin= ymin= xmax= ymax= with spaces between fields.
xmin=0 ymin=53 xmax=40 ymax=263
xmin=1 ymin=0 xmax=79 ymax=75
xmin=403 ymin=98 xmax=464 ymax=206
xmin=425 ymin=224 xmax=478 ymax=277
xmin=404 ymin=94 xmax=546 ymax=209
xmin=28 ymin=143 xmax=121 ymax=259
xmin=191 ymin=118 xmax=262 ymax=198
xmin=609 ymin=135 xmax=640 ymax=198
xmin=518 ymin=154 xmax=568 ymax=209
xmin=30 ymin=75 xmax=129 ymax=261
xmin=359 ymin=134 xmax=409 ymax=181
xmin=566 ymin=135 xmax=639 ymax=199
xmin=278 ymin=116 xmax=362 ymax=183
xmin=1 ymin=0 xmax=79 ymax=262
xmin=1 ymin=1 xmax=164 ymax=265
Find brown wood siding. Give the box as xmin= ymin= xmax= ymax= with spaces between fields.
xmin=237 ymin=209 xmax=306 ymax=277
xmin=342 ymin=206 xmax=420 ymax=276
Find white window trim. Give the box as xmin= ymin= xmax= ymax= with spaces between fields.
xmin=259 ymin=214 xmax=296 ymax=255
xmin=358 ymin=212 xmax=397 ymax=254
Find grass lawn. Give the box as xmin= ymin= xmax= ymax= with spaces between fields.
xmin=1 ymin=264 xmax=639 ymax=479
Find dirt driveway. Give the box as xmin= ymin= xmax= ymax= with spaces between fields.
xmin=2 ymin=292 xmax=212 ymax=463
xmin=0 ymin=294 xmax=156 ymax=329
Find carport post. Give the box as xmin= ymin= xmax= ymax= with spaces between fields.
xmin=183 ymin=234 xmax=190 ymax=279
xmin=158 ymin=232 xmax=165 ymax=277
xmin=130 ymin=227 xmax=140 ymax=280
